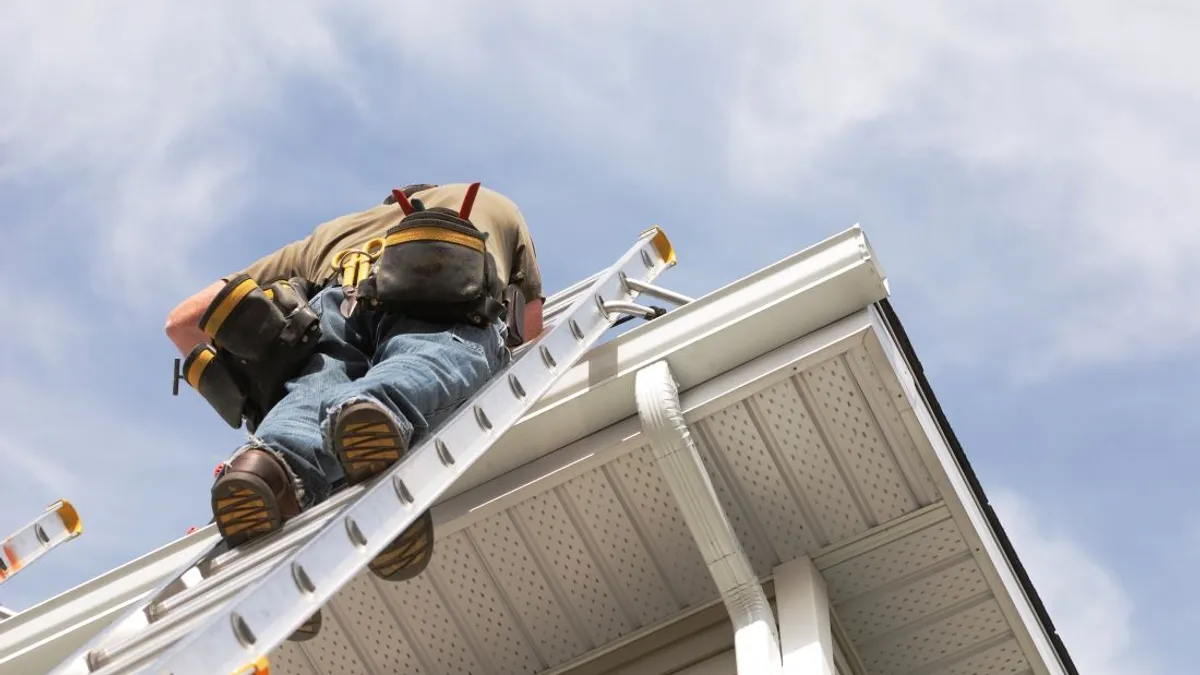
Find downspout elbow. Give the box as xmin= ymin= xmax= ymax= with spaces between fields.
xmin=635 ymin=361 xmax=781 ymax=674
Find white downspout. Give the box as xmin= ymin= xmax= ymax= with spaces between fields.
xmin=635 ymin=360 xmax=783 ymax=675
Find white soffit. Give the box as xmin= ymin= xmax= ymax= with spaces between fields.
xmin=237 ymin=307 xmax=1072 ymax=675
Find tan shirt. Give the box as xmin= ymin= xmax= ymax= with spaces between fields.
xmin=235 ymin=183 xmax=544 ymax=301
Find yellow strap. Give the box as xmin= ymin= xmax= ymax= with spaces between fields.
xmin=185 ymin=348 xmax=215 ymax=390
xmin=201 ymin=277 xmax=258 ymax=336
xmin=385 ymin=226 xmax=485 ymax=253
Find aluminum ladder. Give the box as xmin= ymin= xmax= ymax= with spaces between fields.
xmin=0 ymin=499 xmax=83 ymax=586
xmin=51 ymin=227 xmax=684 ymax=675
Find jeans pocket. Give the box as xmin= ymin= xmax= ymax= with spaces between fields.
xmin=448 ymin=327 xmax=487 ymax=357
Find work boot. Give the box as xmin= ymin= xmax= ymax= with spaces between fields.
xmin=210 ymin=448 xmax=320 ymax=642
xmin=289 ymin=609 xmax=322 ymax=643
xmin=331 ymin=399 xmax=435 ymax=582
xmin=210 ymin=447 xmax=301 ymax=548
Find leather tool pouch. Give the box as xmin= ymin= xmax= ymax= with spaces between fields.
xmin=357 ymin=207 xmax=505 ymax=327
xmin=189 ymin=275 xmax=323 ymax=430
xmin=503 ymin=285 xmax=525 ymax=347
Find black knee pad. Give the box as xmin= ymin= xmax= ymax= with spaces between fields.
xmin=182 ymin=344 xmax=250 ymax=429
xmin=189 ymin=276 xmax=322 ymax=429
xmin=198 ymin=274 xmax=290 ymax=361
xmin=199 ymin=274 xmax=322 ymax=358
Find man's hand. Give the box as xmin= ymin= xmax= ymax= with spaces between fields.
xmin=523 ymin=297 xmax=545 ymax=343
xmin=165 ymin=280 xmax=225 ymax=356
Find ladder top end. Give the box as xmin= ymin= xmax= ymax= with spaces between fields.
xmin=640 ymin=226 xmax=676 ymax=267
xmin=55 ymin=499 xmax=83 ymax=536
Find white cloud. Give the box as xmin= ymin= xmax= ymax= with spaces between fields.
xmin=4 ymin=0 xmax=1197 ymax=377
xmin=990 ymin=490 xmax=1162 ymax=675
xmin=0 ymin=437 xmax=84 ymax=499
xmin=0 ymin=283 xmax=86 ymax=373
xmin=722 ymin=1 xmax=1200 ymax=378
xmin=0 ymin=1 xmax=352 ymax=309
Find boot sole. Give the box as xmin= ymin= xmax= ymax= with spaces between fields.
xmin=289 ymin=610 xmax=322 ymax=642
xmin=333 ymin=403 xmax=407 ymax=484
xmin=333 ymin=402 xmax=435 ymax=582
xmin=368 ymin=510 xmax=434 ymax=582
xmin=211 ymin=472 xmax=282 ymax=548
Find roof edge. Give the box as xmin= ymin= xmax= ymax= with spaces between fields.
xmin=873 ymin=298 xmax=1079 ymax=675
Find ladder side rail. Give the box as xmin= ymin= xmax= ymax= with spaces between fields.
xmin=44 ymin=541 xmax=218 ymax=675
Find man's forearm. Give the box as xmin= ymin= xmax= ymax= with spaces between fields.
xmin=522 ymin=297 xmax=545 ymax=343
xmin=165 ymin=280 xmax=225 ymax=356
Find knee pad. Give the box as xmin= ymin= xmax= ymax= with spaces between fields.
xmin=189 ymin=275 xmax=322 ymax=429
xmin=182 ymin=344 xmax=251 ymax=429
xmin=199 ymin=274 xmax=321 ymax=359
xmin=199 ymin=274 xmax=291 ymax=361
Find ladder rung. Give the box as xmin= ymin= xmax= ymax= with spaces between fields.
xmin=88 ymin=605 xmax=222 ymax=675
xmin=621 ymin=275 xmax=694 ymax=306
xmin=543 ymin=269 xmax=605 ymax=317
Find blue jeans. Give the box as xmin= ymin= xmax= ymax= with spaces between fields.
xmin=232 ymin=285 xmax=510 ymax=508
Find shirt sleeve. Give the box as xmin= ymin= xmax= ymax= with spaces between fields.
xmin=234 ymin=235 xmax=313 ymax=285
xmin=510 ymin=208 xmax=544 ymax=301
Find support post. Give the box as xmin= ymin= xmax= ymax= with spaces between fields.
xmin=635 ymin=360 xmax=782 ymax=675
xmin=775 ymin=557 xmax=835 ymax=675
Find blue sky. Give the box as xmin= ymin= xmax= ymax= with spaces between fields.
xmin=1 ymin=2 xmax=1194 ymax=673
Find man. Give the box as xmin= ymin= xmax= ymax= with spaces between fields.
xmin=166 ymin=183 xmax=544 ymax=588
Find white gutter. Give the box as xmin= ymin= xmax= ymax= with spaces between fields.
xmin=635 ymin=360 xmax=783 ymax=675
